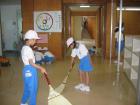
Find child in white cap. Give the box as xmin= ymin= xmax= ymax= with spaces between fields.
xmin=66 ymin=37 xmax=93 ymax=92
xmin=20 ymin=30 xmax=47 ymax=105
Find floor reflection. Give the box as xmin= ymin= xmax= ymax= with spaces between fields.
xmin=0 ymin=56 xmax=137 ymax=105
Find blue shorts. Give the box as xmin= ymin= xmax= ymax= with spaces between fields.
xmin=43 ymin=56 xmax=55 ymax=63
xmin=79 ymin=55 xmax=93 ymax=72
xmin=116 ymin=40 xmax=124 ymax=52
xmin=36 ymin=60 xmax=43 ymax=64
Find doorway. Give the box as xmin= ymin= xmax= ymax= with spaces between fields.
xmin=63 ymin=4 xmax=105 ymax=57
xmin=0 ymin=4 xmax=22 ymax=57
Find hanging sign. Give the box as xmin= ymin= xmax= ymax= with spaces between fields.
xmin=34 ymin=11 xmax=62 ymax=32
xmin=37 ymin=34 xmax=48 ymax=43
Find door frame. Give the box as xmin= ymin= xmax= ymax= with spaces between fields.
xmin=62 ymin=3 xmax=106 ymax=58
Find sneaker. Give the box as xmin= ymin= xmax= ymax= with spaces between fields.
xmin=20 ymin=104 xmax=28 ymax=105
xmin=74 ymin=83 xmax=85 ymax=90
xmin=80 ymin=85 xmax=90 ymax=92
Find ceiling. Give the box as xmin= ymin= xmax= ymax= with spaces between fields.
xmin=69 ymin=5 xmax=99 ymax=12
xmin=118 ymin=0 xmax=140 ymax=7
xmin=0 ymin=0 xmax=20 ymax=5
xmin=0 ymin=0 xmax=139 ymax=6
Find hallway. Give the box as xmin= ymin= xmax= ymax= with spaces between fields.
xmin=0 ymin=56 xmax=136 ymax=105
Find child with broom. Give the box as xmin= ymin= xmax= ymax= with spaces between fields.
xmin=20 ymin=30 xmax=47 ymax=105
xmin=66 ymin=37 xmax=93 ymax=92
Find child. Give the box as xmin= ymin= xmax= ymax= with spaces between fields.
xmin=66 ymin=37 xmax=93 ymax=92
xmin=20 ymin=30 xmax=47 ymax=105
xmin=34 ymin=51 xmax=44 ymax=64
xmin=114 ymin=23 xmax=124 ymax=64
xmin=33 ymin=46 xmax=55 ymax=65
xmin=88 ymin=46 xmax=96 ymax=56
xmin=33 ymin=46 xmax=44 ymax=65
xmin=43 ymin=51 xmax=55 ymax=64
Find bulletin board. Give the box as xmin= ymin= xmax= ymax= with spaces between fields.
xmin=34 ymin=11 xmax=62 ymax=32
xmin=37 ymin=34 xmax=48 ymax=43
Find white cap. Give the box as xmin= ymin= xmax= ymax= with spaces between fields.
xmin=24 ymin=30 xmax=40 ymax=40
xmin=66 ymin=37 xmax=74 ymax=47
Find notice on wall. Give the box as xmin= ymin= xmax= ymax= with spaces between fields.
xmin=34 ymin=11 xmax=62 ymax=32
xmin=37 ymin=34 xmax=48 ymax=43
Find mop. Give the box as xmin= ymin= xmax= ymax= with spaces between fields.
xmin=44 ymin=73 xmax=72 ymax=105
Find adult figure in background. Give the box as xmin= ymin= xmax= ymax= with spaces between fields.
xmin=114 ymin=22 xmax=124 ymax=64
xmin=81 ymin=16 xmax=91 ymax=39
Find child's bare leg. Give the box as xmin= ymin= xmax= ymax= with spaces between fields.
xmin=79 ymin=71 xmax=90 ymax=85
xmin=75 ymin=70 xmax=85 ymax=90
xmin=79 ymin=71 xmax=91 ymax=92
xmin=79 ymin=70 xmax=84 ymax=83
xmin=85 ymin=72 xmax=89 ymax=86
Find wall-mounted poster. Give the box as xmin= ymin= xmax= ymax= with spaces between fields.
xmin=34 ymin=11 xmax=62 ymax=32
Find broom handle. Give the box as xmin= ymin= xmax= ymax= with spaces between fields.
xmin=44 ymin=73 xmax=51 ymax=85
xmin=64 ymin=69 xmax=72 ymax=81
xmin=67 ymin=70 xmax=71 ymax=77
xmin=44 ymin=68 xmax=72 ymax=85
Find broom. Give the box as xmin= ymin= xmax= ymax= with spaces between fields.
xmin=55 ymin=70 xmax=71 ymax=93
xmin=44 ymin=73 xmax=72 ymax=105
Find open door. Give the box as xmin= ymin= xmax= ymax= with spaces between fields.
xmin=63 ymin=4 xmax=105 ymax=58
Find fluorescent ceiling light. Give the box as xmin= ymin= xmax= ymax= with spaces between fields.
xmin=80 ymin=5 xmax=90 ymax=8
xmin=117 ymin=7 xmax=140 ymax=11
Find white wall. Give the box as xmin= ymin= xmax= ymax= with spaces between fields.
xmin=73 ymin=16 xmax=82 ymax=40
xmin=0 ymin=4 xmax=21 ymax=51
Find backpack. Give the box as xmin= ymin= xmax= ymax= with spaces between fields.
xmin=0 ymin=56 xmax=11 ymax=67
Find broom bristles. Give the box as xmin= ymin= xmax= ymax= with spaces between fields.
xmin=55 ymin=71 xmax=70 ymax=93
xmin=44 ymin=73 xmax=72 ymax=105
xmin=55 ymin=75 xmax=68 ymax=93
xmin=49 ymin=96 xmax=72 ymax=105
xmin=48 ymin=85 xmax=72 ymax=105
xmin=55 ymin=84 xmax=65 ymax=93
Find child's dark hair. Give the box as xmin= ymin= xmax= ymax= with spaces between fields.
xmin=93 ymin=46 xmax=96 ymax=49
xmin=24 ymin=39 xmax=34 ymax=48
xmin=73 ymin=41 xmax=77 ymax=48
xmin=24 ymin=39 xmax=33 ymax=47
xmin=114 ymin=27 xmax=119 ymax=32
xmin=115 ymin=22 xmax=124 ymax=33
xmin=24 ymin=39 xmax=29 ymax=44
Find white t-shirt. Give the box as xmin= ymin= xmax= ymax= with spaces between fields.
xmin=114 ymin=25 xmax=124 ymax=42
xmin=71 ymin=43 xmax=88 ymax=59
xmin=21 ymin=45 xmax=35 ymax=65
xmin=115 ymin=31 xmax=124 ymax=42
xmin=34 ymin=51 xmax=44 ymax=61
